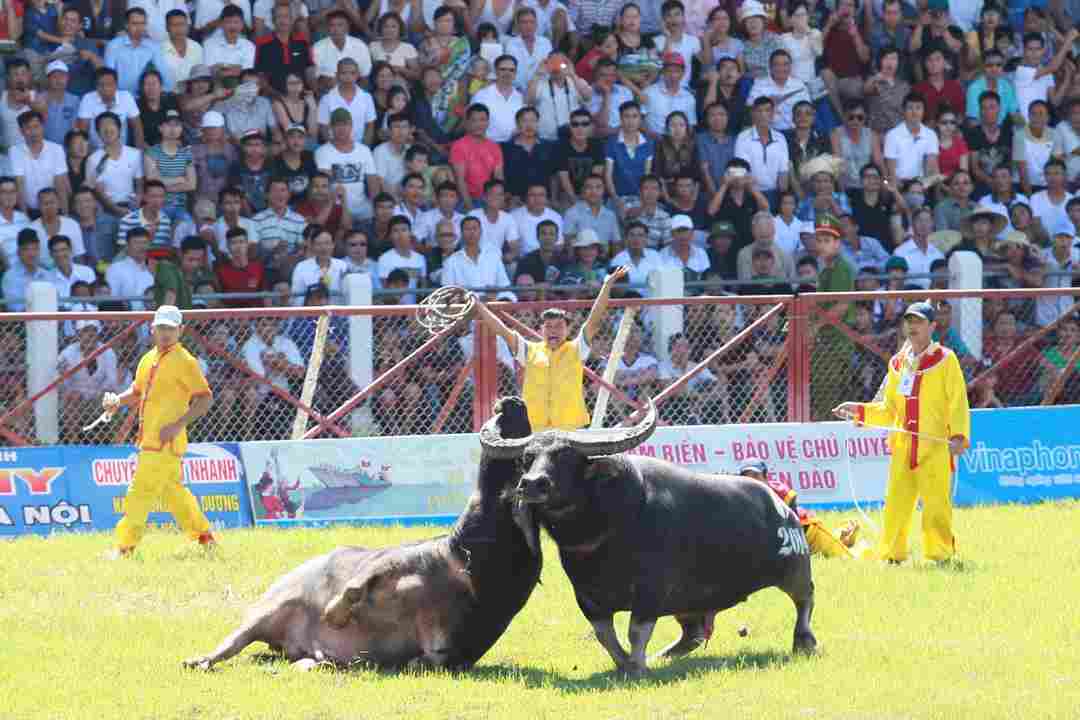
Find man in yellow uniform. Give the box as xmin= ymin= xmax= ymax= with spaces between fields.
xmin=834 ymin=301 xmax=971 ymax=564
xmin=738 ymin=460 xmax=872 ymax=560
xmin=102 ymin=305 xmax=216 ymax=557
xmin=473 ymin=266 xmax=630 ymax=431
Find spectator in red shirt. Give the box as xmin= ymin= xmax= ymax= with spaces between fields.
xmin=450 ymin=103 xmax=505 ymax=211
xmin=215 ymin=226 xmax=266 ymax=307
xmin=913 ymin=48 xmax=964 ymax=125
xmin=821 ymin=0 xmax=870 ymax=119
xmin=296 ymin=171 xmax=350 ymax=246
xmin=254 ymin=3 xmax=313 ymax=95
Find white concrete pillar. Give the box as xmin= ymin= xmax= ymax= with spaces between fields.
xmin=26 ymin=282 xmax=59 ymax=445
xmin=948 ymin=251 xmax=983 ymax=359
xmin=648 ymin=268 xmax=684 ymax=364
xmin=344 ymin=272 xmax=375 ymax=436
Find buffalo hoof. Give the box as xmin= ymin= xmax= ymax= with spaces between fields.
xmin=616 ymin=663 xmax=648 ymax=680
xmin=291 ymin=658 xmax=320 ymax=672
xmin=182 ymin=656 xmax=212 ymax=671
xmin=651 ymin=636 xmax=706 ymax=661
xmin=793 ymin=631 xmax=818 ymax=656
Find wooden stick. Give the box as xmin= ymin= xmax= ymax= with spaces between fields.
xmin=591 ymin=308 xmax=636 ymax=429
xmin=292 ymin=314 xmax=331 ymax=440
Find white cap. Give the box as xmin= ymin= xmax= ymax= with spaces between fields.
xmin=75 ymin=319 xmax=101 ymax=332
xmin=46 ymin=60 xmax=69 ymax=75
xmin=573 ymin=229 xmax=602 ymax=248
xmin=799 ymin=220 xmax=816 ymax=235
xmin=201 ymin=111 xmax=225 ymax=129
xmin=740 ymin=0 xmax=767 ymax=21
xmin=496 ymin=290 xmax=518 ymax=302
xmin=152 ymin=305 xmax=183 ymax=327
xmin=671 ymin=215 xmax=694 ymax=232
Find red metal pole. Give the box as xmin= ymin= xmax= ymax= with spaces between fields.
xmin=792 ymin=295 xmax=811 ymax=423
xmin=472 ymin=320 xmax=497 ymax=431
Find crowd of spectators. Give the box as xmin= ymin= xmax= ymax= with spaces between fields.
xmin=1 ymin=0 xmax=1080 ymax=441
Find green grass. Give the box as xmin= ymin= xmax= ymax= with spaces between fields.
xmin=3 ymin=503 xmax=1080 ymax=720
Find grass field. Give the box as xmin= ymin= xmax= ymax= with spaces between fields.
xmin=3 ymin=502 xmax=1080 ymax=720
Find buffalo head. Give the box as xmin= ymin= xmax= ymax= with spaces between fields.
xmin=481 ymin=399 xmax=656 ymax=514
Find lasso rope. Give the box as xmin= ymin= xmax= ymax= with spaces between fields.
xmin=415 ymin=286 xmax=477 ymax=335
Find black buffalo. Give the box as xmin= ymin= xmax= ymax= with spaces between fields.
xmin=184 ymin=397 xmax=542 ymax=672
xmin=480 ymin=400 xmax=816 ymax=676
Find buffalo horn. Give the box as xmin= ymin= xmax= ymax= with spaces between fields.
xmin=478 ymin=414 xmax=533 ymax=459
xmin=560 ymin=398 xmax=657 ymax=457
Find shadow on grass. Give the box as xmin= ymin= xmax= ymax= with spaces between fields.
xmin=912 ymin=558 xmax=983 ymax=575
xmin=469 ymin=649 xmax=792 ymax=692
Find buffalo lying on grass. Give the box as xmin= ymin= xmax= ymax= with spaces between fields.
xmin=481 ymin=399 xmax=817 ymax=677
xmin=184 ymin=397 xmax=543 ymax=672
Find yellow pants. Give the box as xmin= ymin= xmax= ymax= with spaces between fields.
xmin=115 ymin=451 xmax=210 ymax=549
xmin=804 ymin=521 xmax=875 ymax=560
xmin=878 ymin=448 xmax=956 ymax=562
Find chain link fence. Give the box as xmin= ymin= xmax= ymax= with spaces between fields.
xmin=2 ymin=289 xmax=1079 ymax=446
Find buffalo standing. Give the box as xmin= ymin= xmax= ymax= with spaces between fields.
xmin=480 ymin=400 xmax=817 ymax=677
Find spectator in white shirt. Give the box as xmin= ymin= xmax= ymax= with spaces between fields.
xmin=153 ymin=9 xmax=204 ymax=92
xmin=317 ymin=58 xmax=377 ymax=146
xmin=746 ymin=48 xmax=810 ymax=132
xmin=653 ymin=1 xmax=702 ymax=84
xmin=75 ymin=68 xmax=143 ymax=150
xmin=441 ymin=215 xmax=511 ymax=292
xmin=203 ymin=5 xmax=256 ymax=80
xmin=241 ymin=316 xmax=305 ymax=440
xmin=316 ymin=107 xmax=382 ymax=221
xmin=892 ymin=207 xmax=945 ymax=289
xmin=734 ymin=96 xmax=791 ymax=196
xmin=1037 ymin=231 xmax=1080 ymax=326
xmin=377 ymin=215 xmax=427 ymax=302
xmin=1053 ymin=99 xmax=1080 ymax=188
xmin=290 ymin=227 xmax=347 ymax=305
xmin=471 ymin=55 xmax=526 ymax=142
xmin=10 ymin=109 xmax=70 ymax=214
xmin=0 ymin=177 xmax=30 ymax=269
xmin=31 ymin=188 xmax=86 ymax=264
xmin=883 ymin=92 xmax=940 ymax=186
xmin=129 ymin=0 xmax=187 ymax=42
xmin=196 ymin=0 xmax=253 ymax=41
xmin=643 ymin=52 xmax=698 ymax=138
xmin=372 ymin=112 xmax=411 ymax=194
xmin=1014 ymin=29 xmax=1077 ymax=124
xmin=504 ymin=7 xmax=553 ymax=91
xmin=467 ymin=178 xmax=521 ymax=256
xmin=416 ymin=181 xmax=465 ymax=248
xmin=104 ymin=227 xmax=155 ymax=309
xmin=252 ymin=177 xmax=308 ymax=262
xmin=511 ymin=182 xmax=563 ymax=255
xmin=661 ymin=214 xmax=711 ymax=273
xmin=48 ymin=234 xmax=96 ymax=304
xmin=58 ymin=319 xmax=121 ymax=439
xmin=86 ymin=112 xmax=144 ymax=217
xmin=313 ymin=10 xmax=373 ymax=90
xmin=609 ymin=221 xmax=664 ymax=290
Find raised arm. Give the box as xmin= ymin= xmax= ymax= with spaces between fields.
xmin=582 ymin=266 xmax=630 ymax=343
xmin=473 ymin=300 xmax=520 ymax=355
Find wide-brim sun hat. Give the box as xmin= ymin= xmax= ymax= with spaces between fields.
xmin=960 ymin=205 xmax=1008 ymax=237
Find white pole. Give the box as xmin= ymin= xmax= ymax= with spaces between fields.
xmin=648 ymin=267 xmax=684 ymax=364
xmin=949 ymin=251 xmax=983 ymax=358
xmin=591 ymin=308 xmax=636 ymax=429
xmin=344 ymin=272 xmax=374 ymax=435
xmin=26 ymin=281 xmax=59 ymax=444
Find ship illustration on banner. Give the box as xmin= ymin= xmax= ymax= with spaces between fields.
xmin=251 ymin=447 xmax=393 ymax=519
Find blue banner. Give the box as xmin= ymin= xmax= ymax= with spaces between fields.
xmin=0 ymin=443 xmax=253 ymax=536
xmin=955 ymin=406 xmax=1080 ymax=506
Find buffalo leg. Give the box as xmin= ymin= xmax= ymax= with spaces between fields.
xmin=589 ymin=617 xmax=631 ymax=670
xmin=625 ymin=615 xmax=658 ymax=677
xmin=183 ymin=616 xmax=265 ymax=670
xmin=651 ymin=613 xmax=714 ymax=661
xmin=782 ymin=562 xmax=817 ymax=655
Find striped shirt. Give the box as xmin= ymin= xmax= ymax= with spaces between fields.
xmin=118 ymin=208 xmax=173 ymax=246
xmin=146 ymin=144 xmax=194 ymax=210
xmin=252 ymin=207 xmax=307 ymax=259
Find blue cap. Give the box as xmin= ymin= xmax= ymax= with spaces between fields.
xmin=903 ymin=301 xmax=936 ymax=323
xmin=739 ymin=460 xmax=768 ymax=476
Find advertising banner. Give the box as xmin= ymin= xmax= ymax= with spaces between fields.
xmin=956 ymin=406 xmax=1080 ymax=505
xmin=239 ymin=423 xmax=897 ymax=527
xmin=0 ymin=443 xmax=252 ymax=537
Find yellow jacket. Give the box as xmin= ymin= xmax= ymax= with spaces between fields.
xmin=522 ymin=337 xmax=589 ymax=431
xmin=134 ymin=343 xmax=212 ymax=456
xmin=856 ymin=343 xmax=970 ymax=469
